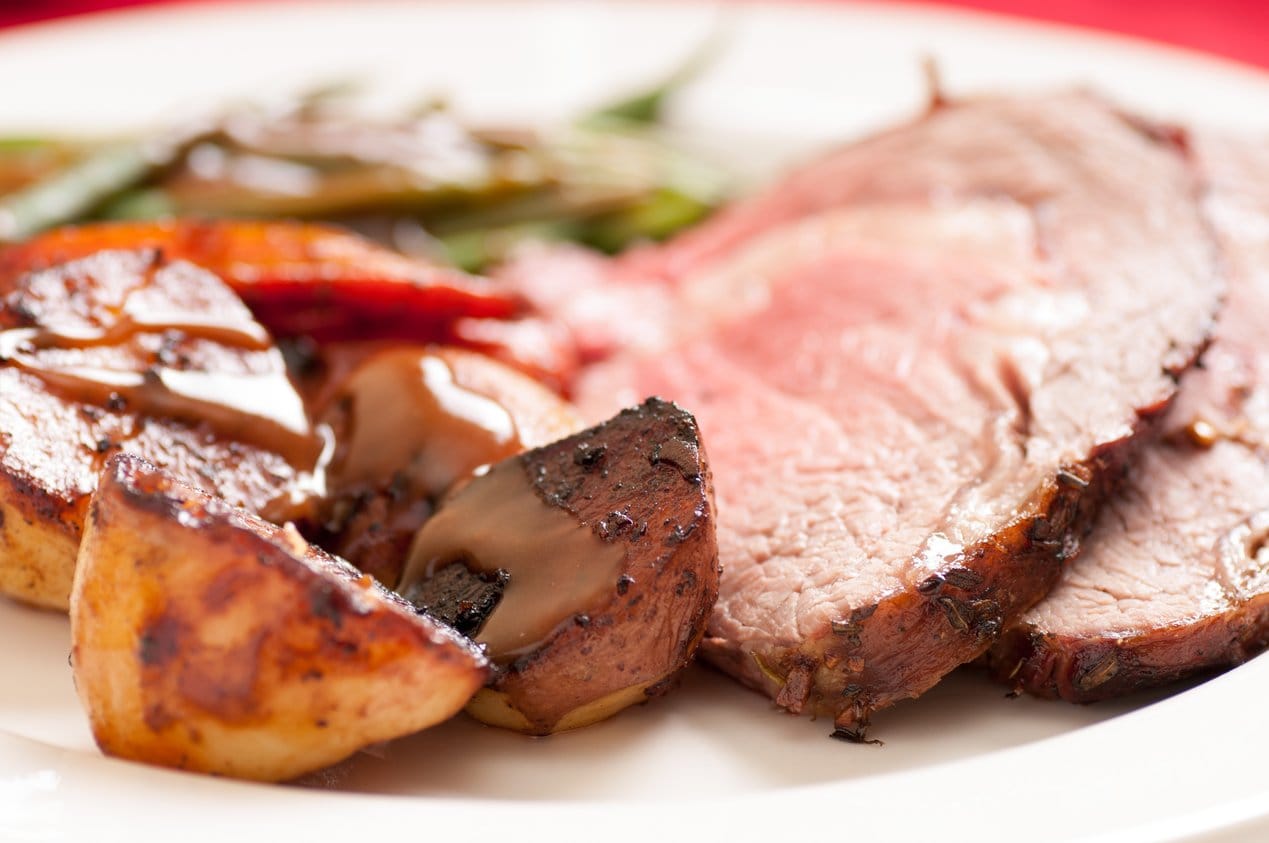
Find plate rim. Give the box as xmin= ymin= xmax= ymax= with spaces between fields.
xmin=2 ymin=2 xmax=1269 ymax=840
xmin=3 ymin=0 xmax=1268 ymax=87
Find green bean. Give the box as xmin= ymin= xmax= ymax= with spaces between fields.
xmin=437 ymin=220 xmax=581 ymax=272
xmin=0 ymin=138 xmax=84 ymax=193
xmin=581 ymin=31 xmax=720 ymax=127
xmin=160 ymin=122 xmax=723 ymax=224
xmin=0 ymin=52 xmax=731 ymax=259
xmin=95 ymin=187 xmax=178 ymax=221
xmin=0 ymin=142 xmax=156 ymax=242
xmin=0 ymin=137 xmax=62 ymax=153
xmin=575 ymin=188 xmax=715 ymax=254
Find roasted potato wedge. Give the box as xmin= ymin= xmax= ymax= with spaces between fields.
xmin=310 ymin=344 xmax=582 ymax=586
xmin=0 ymin=250 xmax=323 ymax=610
xmin=400 ymin=397 xmax=720 ymax=734
xmin=70 ymin=453 xmax=488 ymax=782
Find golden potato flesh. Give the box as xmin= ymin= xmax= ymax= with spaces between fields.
xmin=400 ymin=397 xmax=721 ymax=735
xmin=70 ymin=453 xmax=488 ymax=782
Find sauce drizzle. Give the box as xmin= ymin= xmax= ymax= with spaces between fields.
xmin=0 ymin=251 xmax=322 ymax=466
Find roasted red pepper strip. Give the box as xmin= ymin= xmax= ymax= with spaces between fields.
xmin=0 ymin=220 xmax=522 ymax=341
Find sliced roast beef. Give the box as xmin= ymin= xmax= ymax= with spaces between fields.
xmin=985 ymin=135 xmax=1269 ymax=701
xmin=573 ymin=94 xmax=1224 ymax=733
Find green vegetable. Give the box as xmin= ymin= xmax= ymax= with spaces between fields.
xmin=0 ymin=137 xmax=61 ymax=153
xmin=581 ymin=32 xmax=720 ymax=127
xmin=437 ymin=220 xmax=581 ymax=272
xmin=0 ymin=142 xmax=156 ymax=242
xmin=96 ymin=187 xmax=178 ymax=221
xmin=0 ymin=55 xmax=731 ymax=263
xmin=578 ymin=188 xmax=715 ymax=254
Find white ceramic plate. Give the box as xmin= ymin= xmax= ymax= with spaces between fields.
xmin=2 ymin=2 xmax=1269 ymax=841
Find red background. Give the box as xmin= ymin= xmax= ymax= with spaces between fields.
xmin=2 ymin=0 xmax=1269 ymax=68
xmin=1 ymin=0 xmax=1268 ymax=69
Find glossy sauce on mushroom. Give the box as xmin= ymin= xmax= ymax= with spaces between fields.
xmin=327 ymin=347 xmax=524 ymax=498
xmin=399 ymin=457 xmax=625 ymax=664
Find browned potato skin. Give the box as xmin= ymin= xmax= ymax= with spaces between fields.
xmin=0 ymin=394 xmax=82 ymax=610
xmin=463 ymin=398 xmax=721 ymax=735
xmin=0 ymin=367 xmax=315 ymax=610
xmin=0 ymin=251 xmax=319 ymax=611
xmin=70 ymin=454 xmax=488 ymax=782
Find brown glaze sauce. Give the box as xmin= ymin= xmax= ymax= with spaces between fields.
xmin=328 ymin=347 xmax=524 ymax=498
xmin=400 ymin=458 xmax=625 ymax=665
xmin=0 ymin=254 xmax=323 ymax=467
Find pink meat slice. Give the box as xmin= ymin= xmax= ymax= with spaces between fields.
xmin=986 ymin=134 xmax=1269 ymax=700
xmin=572 ymin=94 xmax=1224 ymax=732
